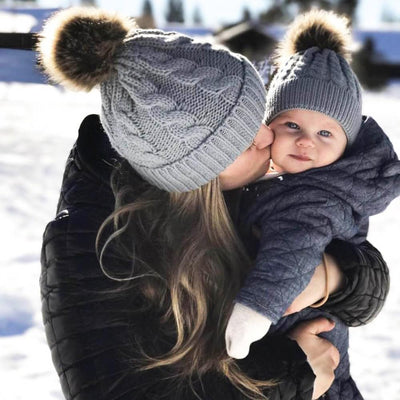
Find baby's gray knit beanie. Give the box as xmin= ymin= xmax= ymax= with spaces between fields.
xmin=264 ymin=10 xmax=362 ymax=145
xmin=265 ymin=47 xmax=362 ymax=145
xmin=37 ymin=8 xmax=266 ymax=192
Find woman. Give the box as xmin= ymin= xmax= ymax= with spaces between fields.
xmin=39 ymin=7 xmax=389 ymax=400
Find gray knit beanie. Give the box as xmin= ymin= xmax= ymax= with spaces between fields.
xmin=37 ymin=8 xmax=267 ymax=192
xmin=265 ymin=10 xmax=362 ymax=145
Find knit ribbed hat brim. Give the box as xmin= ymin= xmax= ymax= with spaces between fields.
xmin=265 ymin=77 xmax=362 ymax=145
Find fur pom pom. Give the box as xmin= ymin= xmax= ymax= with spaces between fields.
xmin=37 ymin=7 xmax=137 ymax=91
xmin=275 ymin=9 xmax=352 ymax=67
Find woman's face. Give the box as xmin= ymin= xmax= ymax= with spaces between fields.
xmin=219 ymin=124 xmax=274 ymax=190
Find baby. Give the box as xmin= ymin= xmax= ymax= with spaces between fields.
xmin=225 ymin=10 xmax=400 ymax=400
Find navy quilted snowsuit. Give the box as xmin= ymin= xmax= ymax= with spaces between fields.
xmin=235 ymin=116 xmax=400 ymax=399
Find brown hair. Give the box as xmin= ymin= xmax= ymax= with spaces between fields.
xmin=96 ymin=161 xmax=274 ymax=399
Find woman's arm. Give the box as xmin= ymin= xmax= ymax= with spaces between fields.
xmin=284 ymin=252 xmax=345 ymax=315
xmin=284 ymin=239 xmax=389 ymax=326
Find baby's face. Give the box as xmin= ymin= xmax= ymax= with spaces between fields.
xmin=269 ymin=109 xmax=347 ymax=174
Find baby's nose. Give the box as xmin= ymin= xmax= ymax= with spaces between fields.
xmin=296 ymin=134 xmax=314 ymax=147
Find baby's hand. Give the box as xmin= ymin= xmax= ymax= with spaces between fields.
xmin=225 ymin=303 xmax=272 ymax=359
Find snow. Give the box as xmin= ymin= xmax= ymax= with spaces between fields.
xmin=0 ymin=82 xmax=100 ymax=400
xmin=0 ymin=81 xmax=399 ymax=400
xmin=0 ymin=10 xmax=38 ymax=32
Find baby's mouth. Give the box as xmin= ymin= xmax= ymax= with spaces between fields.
xmin=289 ymin=154 xmax=312 ymax=161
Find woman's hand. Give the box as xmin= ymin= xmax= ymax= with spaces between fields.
xmin=284 ymin=253 xmax=345 ymax=315
xmin=288 ymin=318 xmax=340 ymax=400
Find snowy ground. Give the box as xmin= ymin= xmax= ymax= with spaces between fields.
xmin=0 ymin=81 xmax=399 ymax=400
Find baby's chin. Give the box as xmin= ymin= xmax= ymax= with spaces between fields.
xmin=271 ymin=157 xmax=319 ymax=174
xmin=273 ymin=162 xmax=312 ymax=174
xmin=269 ymin=162 xmax=300 ymax=174
xmin=287 ymin=166 xmax=316 ymax=174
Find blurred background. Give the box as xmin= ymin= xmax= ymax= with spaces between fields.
xmin=2 ymin=0 xmax=400 ymax=87
xmin=1 ymin=1 xmax=400 ymax=400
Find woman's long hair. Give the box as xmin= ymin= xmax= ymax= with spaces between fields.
xmin=96 ymin=161 xmax=275 ymax=399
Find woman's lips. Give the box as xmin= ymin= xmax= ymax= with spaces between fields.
xmin=290 ymin=154 xmax=312 ymax=161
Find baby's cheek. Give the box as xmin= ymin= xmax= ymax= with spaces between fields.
xmin=329 ymin=149 xmax=345 ymax=165
xmin=270 ymin=142 xmax=279 ymax=163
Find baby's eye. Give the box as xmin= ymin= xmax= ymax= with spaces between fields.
xmin=318 ymin=130 xmax=332 ymax=137
xmin=285 ymin=122 xmax=299 ymax=130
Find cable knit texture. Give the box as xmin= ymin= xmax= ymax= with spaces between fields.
xmin=100 ymin=30 xmax=266 ymax=192
xmin=265 ymin=47 xmax=362 ymax=145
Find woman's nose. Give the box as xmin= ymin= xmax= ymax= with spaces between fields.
xmin=296 ymin=133 xmax=314 ymax=148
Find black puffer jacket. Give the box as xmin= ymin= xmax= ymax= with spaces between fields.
xmin=40 ymin=115 xmax=389 ymax=400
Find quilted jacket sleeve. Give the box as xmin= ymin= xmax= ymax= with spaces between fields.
xmin=40 ymin=115 xmax=315 ymax=400
xmin=225 ymin=186 xmax=390 ymax=329
xmin=40 ymin=143 xmax=132 ymax=400
xmin=323 ymin=239 xmax=389 ymax=326
xmin=236 ymin=187 xmax=359 ymax=323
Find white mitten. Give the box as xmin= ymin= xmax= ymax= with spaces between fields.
xmin=225 ymin=303 xmax=272 ymax=359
